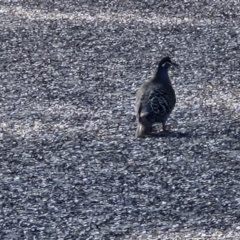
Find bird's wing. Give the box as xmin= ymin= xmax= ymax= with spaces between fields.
xmin=135 ymin=83 xmax=148 ymax=118
xmin=139 ymin=85 xmax=176 ymax=123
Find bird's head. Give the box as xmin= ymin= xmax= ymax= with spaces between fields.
xmin=158 ymin=57 xmax=178 ymax=69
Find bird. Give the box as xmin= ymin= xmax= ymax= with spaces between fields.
xmin=135 ymin=56 xmax=178 ymax=138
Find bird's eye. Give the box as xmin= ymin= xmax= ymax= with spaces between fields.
xmin=162 ymin=62 xmax=171 ymax=67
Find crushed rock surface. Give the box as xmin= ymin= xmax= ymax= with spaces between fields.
xmin=0 ymin=0 xmax=240 ymax=239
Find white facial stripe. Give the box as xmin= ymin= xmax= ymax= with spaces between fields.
xmin=162 ymin=62 xmax=172 ymax=67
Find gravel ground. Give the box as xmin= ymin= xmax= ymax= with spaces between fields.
xmin=1 ymin=0 xmax=240 ymax=239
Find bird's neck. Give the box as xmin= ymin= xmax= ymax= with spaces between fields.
xmin=154 ymin=68 xmax=171 ymax=85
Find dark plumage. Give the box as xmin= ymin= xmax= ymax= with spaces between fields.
xmin=135 ymin=57 xmax=178 ymax=138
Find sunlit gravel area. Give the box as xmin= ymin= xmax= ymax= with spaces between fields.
xmin=0 ymin=0 xmax=240 ymax=239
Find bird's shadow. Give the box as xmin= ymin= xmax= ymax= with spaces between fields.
xmin=148 ymin=131 xmax=192 ymax=139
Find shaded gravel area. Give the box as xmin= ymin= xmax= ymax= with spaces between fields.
xmin=1 ymin=0 xmax=240 ymax=239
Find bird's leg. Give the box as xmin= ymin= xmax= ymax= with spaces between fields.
xmin=162 ymin=122 xmax=170 ymax=132
xmin=149 ymin=125 xmax=153 ymax=132
xmin=144 ymin=125 xmax=153 ymax=135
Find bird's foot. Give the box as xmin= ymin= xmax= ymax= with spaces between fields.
xmin=148 ymin=126 xmax=155 ymax=133
xmin=162 ymin=124 xmax=171 ymax=132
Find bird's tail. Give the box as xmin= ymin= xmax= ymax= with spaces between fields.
xmin=135 ymin=123 xmax=148 ymax=138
